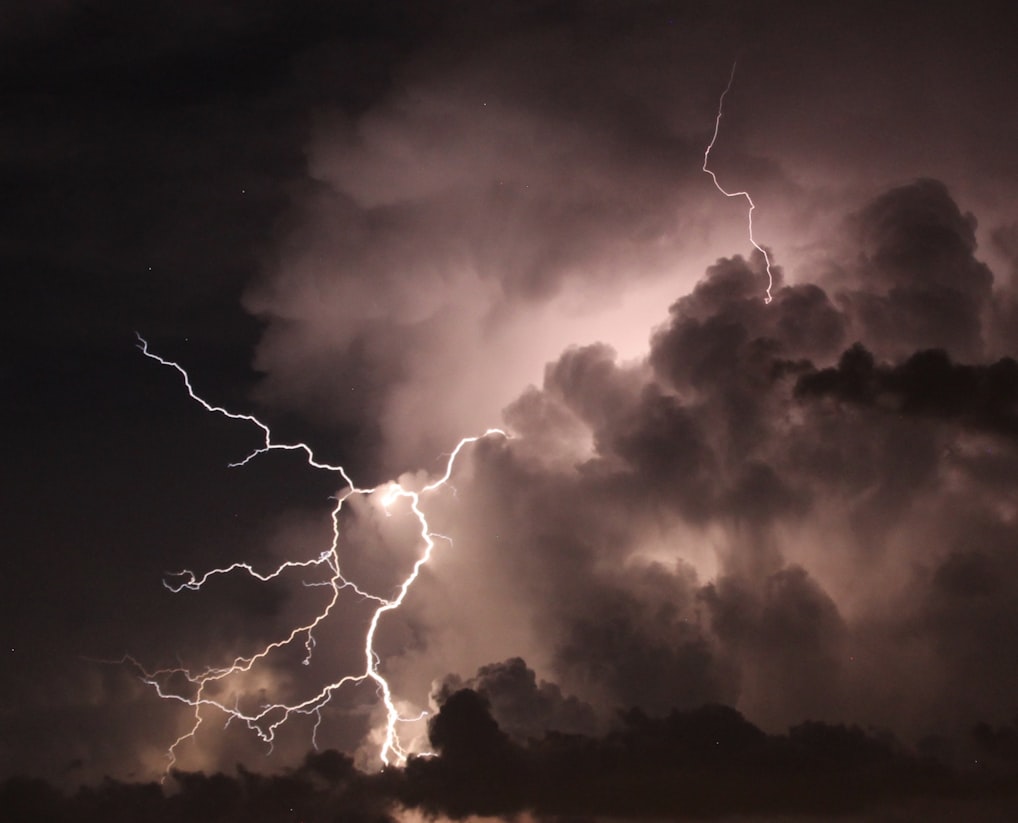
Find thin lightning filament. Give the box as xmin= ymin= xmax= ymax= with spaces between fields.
xmin=703 ymin=62 xmax=775 ymax=304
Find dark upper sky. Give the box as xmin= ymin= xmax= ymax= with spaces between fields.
xmin=4 ymin=1 xmax=1018 ymax=818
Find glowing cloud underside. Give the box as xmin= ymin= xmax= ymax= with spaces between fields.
xmin=133 ymin=334 xmax=506 ymax=774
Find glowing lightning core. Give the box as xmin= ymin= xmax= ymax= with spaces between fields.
xmin=703 ymin=62 xmax=774 ymax=304
xmin=133 ymin=334 xmax=506 ymax=773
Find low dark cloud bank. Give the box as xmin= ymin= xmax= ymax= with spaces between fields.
xmin=401 ymin=684 xmax=1018 ymax=821
xmin=6 ymin=676 xmax=1018 ymax=821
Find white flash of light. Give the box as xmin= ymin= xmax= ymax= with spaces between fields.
xmin=702 ymin=62 xmax=774 ymax=304
xmin=133 ymin=334 xmax=507 ymax=774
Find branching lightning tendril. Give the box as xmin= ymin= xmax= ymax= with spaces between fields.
xmin=132 ymin=334 xmax=506 ymax=774
xmin=703 ymin=61 xmax=775 ymax=304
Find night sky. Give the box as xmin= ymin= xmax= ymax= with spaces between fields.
xmin=5 ymin=1 xmax=1018 ymax=820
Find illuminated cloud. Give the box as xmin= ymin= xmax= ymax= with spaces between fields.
xmin=4 ymin=4 xmax=1018 ymax=820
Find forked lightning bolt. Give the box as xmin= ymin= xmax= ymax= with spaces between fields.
xmin=132 ymin=334 xmax=506 ymax=774
xmin=703 ymin=62 xmax=775 ymax=304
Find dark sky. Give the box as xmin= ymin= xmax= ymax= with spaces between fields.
xmin=4 ymin=0 xmax=1018 ymax=818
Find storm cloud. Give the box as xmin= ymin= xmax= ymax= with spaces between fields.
xmin=371 ymin=178 xmax=1018 ymax=753
xmin=4 ymin=2 xmax=1018 ymax=817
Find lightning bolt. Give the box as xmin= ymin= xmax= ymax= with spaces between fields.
xmin=132 ymin=334 xmax=507 ymax=774
xmin=703 ymin=61 xmax=775 ymax=304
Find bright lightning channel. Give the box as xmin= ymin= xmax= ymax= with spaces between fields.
xmin=132 ymin=334 xmax=507 ymax=775
xmin=703 ymin=62 xmax=774 ymax=304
